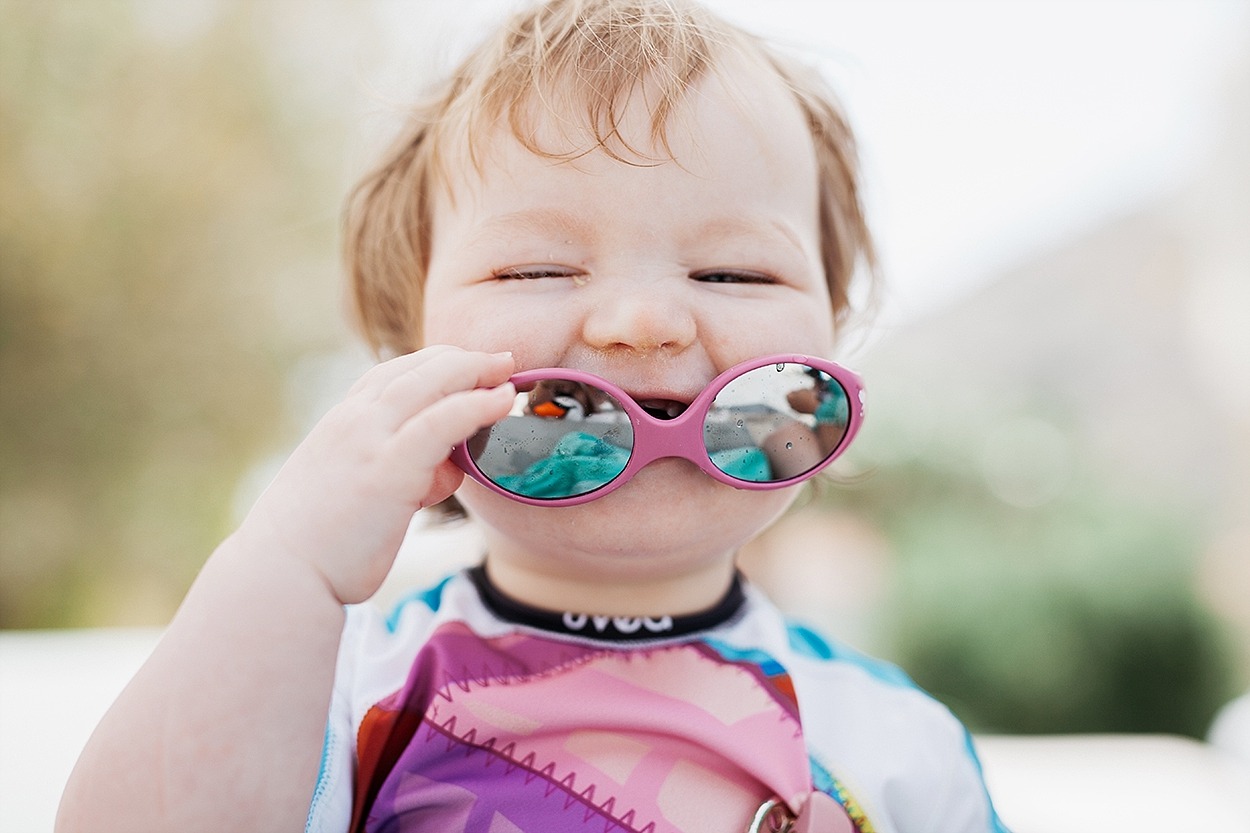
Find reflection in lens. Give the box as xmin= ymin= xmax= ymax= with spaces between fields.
xmin=467 ymin=379 xmax=633 ymax=499
xmin=704 ymin=363 xmax=850 ymax=482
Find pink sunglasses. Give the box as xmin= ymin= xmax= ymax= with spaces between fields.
xmin=451 ymin=353 xmax=865 ymax=506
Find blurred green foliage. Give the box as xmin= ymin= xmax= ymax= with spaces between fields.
xmin=0 ymin=1 xmax=346 ymax=627
xmin=838 ymin=414 xmax=1239 ymax=738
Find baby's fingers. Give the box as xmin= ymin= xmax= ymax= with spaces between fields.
xmin=351 ymin=346 xmax=511 ymax=402
xmin=347 ymin=344 xmax=457 ymax=396
xmin=395 ymin=381 xmax=516 ymax=473
xmin=376 ymin=349 xmax=514 ymax=430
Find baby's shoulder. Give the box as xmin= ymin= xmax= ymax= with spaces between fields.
xmin=779 ymin=620 xmax=963 ymax=733
xmin=335 ymin=572 xmax=501 ymax=682
xmin=771 ymin=621 xmax=999 ymax=827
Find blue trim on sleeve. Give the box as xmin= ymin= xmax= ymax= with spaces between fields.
xmin=790 ymin=622 xmax=1011 ymax=831
xmin=962 ymin=729 xmax=1014 ymax=833
xmin=701 ymin=638 xmax=788 ymax=677
xmin=786 ymin=622 xmax=917 ymax=689
xmin=304 ymin=718 xmax=336 ymax=833
xmin=385 ymin=574 xmax=454 ymax=633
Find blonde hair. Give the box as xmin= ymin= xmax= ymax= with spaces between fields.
xmin=346 ymin=0 xmax=877 ymax=357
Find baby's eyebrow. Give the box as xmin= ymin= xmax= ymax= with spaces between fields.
xmin=689 ymin=216 xmax=807 ymax=255
xmin=467 ymin=207 xmax=594 ymax=245
xmin=467 ymin=207 xmax=808 ymax=259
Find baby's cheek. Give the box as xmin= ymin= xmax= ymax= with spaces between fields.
xmin=710 ymin=302 xmax=835 ymax=361
xmin=421 ymin=318 xmax=495 ymax=352
xmin=421 ymin=299 xmax=542 ymax=361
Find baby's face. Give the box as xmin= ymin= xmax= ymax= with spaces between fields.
xmin=422 ymin=63 xmax=836 ymax=580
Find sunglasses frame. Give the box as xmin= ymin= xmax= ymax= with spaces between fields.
xmin=450 ymin=353 xmax=865 ymax=507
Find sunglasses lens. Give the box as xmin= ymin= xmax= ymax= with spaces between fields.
xmin=465 ymin=378 xmax=634 ymax=500
xmin=704 ymin=362 xmax=851 ymax=483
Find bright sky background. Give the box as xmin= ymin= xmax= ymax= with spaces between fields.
xmin=361 ymin=0 xmax=1249 ymax=329
xmin=711 ymin=1 xmax=1250 ymax=321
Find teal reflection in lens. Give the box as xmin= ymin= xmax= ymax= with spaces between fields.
xmin=468 ymin=381 xmax=633 ymax=499
xmin=495 ymin=431 xmax=630 ymax=498
xmin=704 ymin=362 xmax=849 ymax=482
xmin=814 ymin=382 xmax=849 ymax=426
xmin=709 ymin=445 xmax=772 ymax=482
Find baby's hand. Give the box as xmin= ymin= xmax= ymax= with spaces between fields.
xmin=786 ymin=387 xmax=821 ymax=414
xmin=236 ymin=346 xmax=515 ymax=603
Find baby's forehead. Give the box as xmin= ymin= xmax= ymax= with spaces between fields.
xmin=440 ymin=56 xmax=807 ymax=193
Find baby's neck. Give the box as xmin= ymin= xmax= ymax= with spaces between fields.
xmin=468 ymin=564 xmax=745 ymax=641
xmin=479 ymin=554 xmax=739 ymax=620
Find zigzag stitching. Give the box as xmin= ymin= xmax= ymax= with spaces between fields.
xmin=693 ymin=646 xmax=805 ymax=735
xmin=420 ymin=715 xmax=653 ymax=833
xmin=432 ymin=641 xmax=719 ymax=703
xmin=433 ymin=647 xmax=607 ymax=702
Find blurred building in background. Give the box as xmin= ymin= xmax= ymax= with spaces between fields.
xmin=744 ymin=44 xmax=1249 ymax=736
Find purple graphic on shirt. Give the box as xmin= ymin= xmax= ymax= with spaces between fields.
xmin=351 ymin=622 xmax=859 ymax=832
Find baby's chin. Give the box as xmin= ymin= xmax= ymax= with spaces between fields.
xmin=459 ymin=461 xmax=796 ymax=563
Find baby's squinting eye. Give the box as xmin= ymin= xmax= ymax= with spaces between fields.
xmin=492 ymin=267 xmax=579 ymax=280
xmin=691 ymin=270 xmax=776 ymax=285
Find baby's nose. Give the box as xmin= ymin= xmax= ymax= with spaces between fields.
xmin=580 ymin=278 xmax=697 ymax=353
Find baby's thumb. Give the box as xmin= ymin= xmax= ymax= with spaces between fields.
xmin=421 ymin=461 xmax=467 ymax=511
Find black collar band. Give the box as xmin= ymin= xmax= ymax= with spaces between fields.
xmin=467 ymin=565 xmax=746 ymax=642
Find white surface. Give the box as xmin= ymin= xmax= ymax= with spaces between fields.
xmin=977 ymin=733 xmax=1250 ymax=833
xmin=1210 ymin=692 xmax=1250 ymax=766
xmin=3 ymin=629 xmax=1248 ymax=832
xmin=0 ymin=628 xmax=161 ymax=833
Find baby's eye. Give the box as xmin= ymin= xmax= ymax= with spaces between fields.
xmin=691 ymin=270 xmax=776 ymax=285
xmin=492 ymin=266 xmax=579 ymax=280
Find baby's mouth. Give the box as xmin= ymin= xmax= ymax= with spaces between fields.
xmin=638 ymin=399 xmax=688 ymax=420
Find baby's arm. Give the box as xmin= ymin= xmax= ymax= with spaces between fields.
xmin=56 ymin=347 xmax=515 ymax=833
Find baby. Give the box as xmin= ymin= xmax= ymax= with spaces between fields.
xmin=58 ymin=1 xmax=1007 ymax=831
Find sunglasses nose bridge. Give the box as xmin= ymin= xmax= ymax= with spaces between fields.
xmin=623 ymin=409 xmax=711 ymax=471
